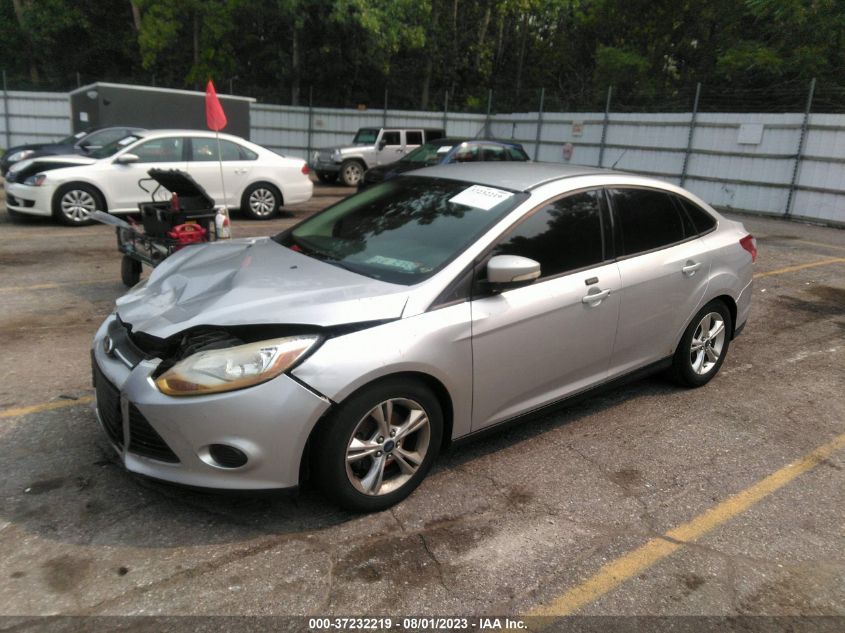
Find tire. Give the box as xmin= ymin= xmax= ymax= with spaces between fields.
xmin=121 ymin=255 xmax=142 ymax=287
xmin=52 ymin=183 xmax=104 ymax=226
xmin=312 ymin=378 xmax=443 ymax=512
xmin=339 ymin=160 xmax=365 ymax=187
xmin=316 ymin=171 xmax=338 ymax=184
xmin=670 ymin=300 xmax=732 ymax=388
xmin=240 ymin=182 xmax=281 ymax=220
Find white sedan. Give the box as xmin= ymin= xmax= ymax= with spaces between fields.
xmin=4 ymin=130 xmax=313 ymax=225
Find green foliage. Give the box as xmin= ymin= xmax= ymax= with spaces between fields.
xmin=0 ymin=0 xmax=842 ymax=111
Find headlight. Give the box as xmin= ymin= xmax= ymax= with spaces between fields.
xmin=8 ymin=149 xmax=35 ymax=163
xmin=155 ymin=335 xmax=320 ymax=396
xmin=24 ymin=173 xmax=46 ymax=186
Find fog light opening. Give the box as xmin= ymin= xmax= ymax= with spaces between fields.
xmin=207 ymin=444 xmax=249 ymax=469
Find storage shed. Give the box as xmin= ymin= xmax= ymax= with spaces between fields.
xmin=69 ymin=83 xmax=254 ymax=139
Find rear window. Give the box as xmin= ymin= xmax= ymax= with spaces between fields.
xmin=677 ymin=197 xmax=717 ymax=234
xmin=610 ymin=188 xmax=690 ymax=255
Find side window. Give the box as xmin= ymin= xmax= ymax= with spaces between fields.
xmin=610 ymin=188 xmax=688 ymax=255
xmin=676 ymin=196 xmax=717 ymax=234
xmin=405 ymin=131 xmax=423 ymax=145
xmin=453 ymin=143 xmax=480 ymax=162
xmin=381 ymin=131 xmax=401 ymax=146
xmin=132 ymin=137 xmax=184 ymax=163
xmin=491 ymin=190 xmax=605 ymax=279
xmin=190 ymin=138 xmax=242 ymax=161
xmin=480 ymin=144 xmax=508 ymax=161
xmin=507 ymin=146 xmax=530 ymax=161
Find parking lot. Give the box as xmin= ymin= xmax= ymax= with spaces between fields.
xmin=0 ymin=180 xmax=843 ymax=629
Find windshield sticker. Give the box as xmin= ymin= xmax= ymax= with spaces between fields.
xmin=117 ymin=136 xmax=136 ymax=146
xmin=365 ymin=255 xmax=418 ymax=272
xmin=449 ymin=185 xmax=514 ymax=211
xmin=436 ymin=145 xmax=452 ymax=153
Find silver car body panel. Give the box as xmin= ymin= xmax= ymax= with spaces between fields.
xmin=115 ymin=237 xmax=409 ymax=339
xmin=92 ymin=163 xmax=754 ymax=489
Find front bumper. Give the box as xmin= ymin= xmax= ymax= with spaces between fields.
xmin=91 ymin=315 xmax=332 ymax=490
xmin=310 ymin=157 xmax=341 ymax=174
xmin=5 ymin=182 xmax=54 ymax=217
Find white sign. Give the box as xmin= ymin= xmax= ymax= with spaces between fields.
xmin=737 ymin=123 xmax=764 ymax=145
xmin=79 ymin=111 xmax=89 ymax=122
xmin=571 ymin=121 xmax=584 ymax=137
xmin=449 ymin=185 xmax=514 ymax=211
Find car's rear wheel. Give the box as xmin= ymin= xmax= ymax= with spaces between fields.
xmin=316 ymin=171 xmax=338 ymax=184
xmin=241 ymin=182 xmax=281 ymax=220
xmin=339 ymin=160 xmax=365 ymax=187
xmin=52 ymin=183 xmax=104 ymax=226
xmin=313 ymin=378 xmax=443 ymax=512
xmin=671 ymin=300 xmax=732 ymax=388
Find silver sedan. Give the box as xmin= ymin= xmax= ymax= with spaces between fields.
xmin=91 ymin=163 xmax=755 ymax=511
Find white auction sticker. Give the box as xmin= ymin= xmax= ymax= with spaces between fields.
xmin=449 ymin=185 xmax=514 ymax=211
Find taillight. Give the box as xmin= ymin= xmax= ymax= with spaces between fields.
xmin=740 ymin=234 xmax=757 ymax=263
xmin=301 ymin=164 xmax=310 ymax=175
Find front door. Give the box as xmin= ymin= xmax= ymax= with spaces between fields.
xmin=107 ymin=136 xmax=187 ymax=212
xmin=374 ymin=130 xmax=404 ymax=166
xmin=470 ymin=189 xmax=621 ymax=430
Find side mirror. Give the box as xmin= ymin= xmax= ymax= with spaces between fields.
xmin=377 ymin=139 xmax=387 ymax=150
xmin=486 ymin=255 xmax=541 ymax=288
xmin=114 ymin=153 xmax=139 ymax=165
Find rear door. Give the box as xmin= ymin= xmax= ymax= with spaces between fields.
xmin=607 ymin=188 xmax=712 ymax=377
xmin=185 ymin=137 xmax=255 ymax=208
xmin=470 ymin=189 xmax=621 ymax=430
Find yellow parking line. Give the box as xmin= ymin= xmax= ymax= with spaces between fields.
xmin=0 ymin=395 xmax=94 ymax=419
xmin=754 ymin=257 xmax=845 ymax=279
xmin=527 ymin=430 xmax=845 ymax=619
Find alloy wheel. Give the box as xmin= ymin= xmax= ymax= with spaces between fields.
xmin=345 ymin=398 xmax=431 ymax=496
xmin=689 ymin=312 xmax=726 ymax=375
xmin=60 ymin=189 xmax=97 ymax=223
xmin=248 ymin=188 xmax=277 ymax=217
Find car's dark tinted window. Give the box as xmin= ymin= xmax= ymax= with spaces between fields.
xmin=492 ymin=190 xmax=604 ymax=279
xmin=406 ymin=131 xmax=423 ymax=145
xmin=677 ymin=196 xmax=717 ymax=234
xmin=610 ymin=188 xmax=688 ymax=255
xmin=382 ymin=131 xmax=401 ymax=145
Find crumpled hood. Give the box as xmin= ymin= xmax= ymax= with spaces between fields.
xmin=115 ymin=237 xmax=409 ymax=339
xmin=9 ymin=154 xmax=97 ymax=176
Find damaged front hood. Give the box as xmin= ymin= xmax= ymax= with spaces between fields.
xmin=115 ymin=237 xmax=409 ymax=339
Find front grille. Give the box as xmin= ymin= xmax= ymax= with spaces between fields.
xmin=93 ymin=362 xmax=124 ymax=448
xmin=127 ymin=404 xmax=180 ymax=463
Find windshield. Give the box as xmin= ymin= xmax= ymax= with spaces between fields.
xmin=89 ymin=134 xmax=142 ymax=159
xmin=402 ymin=143 xmax=453 ymax=165
xmin=58 ymin=130 xmax=88 ymax=145
xmin=353 ymin=128 xmax=380 ymax=144
xmin=277 ymin=176 xmax=527 ymax=285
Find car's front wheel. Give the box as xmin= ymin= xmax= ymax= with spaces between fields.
xmin=241 ymin=182 xmax=281 ymax=220
xmin=52 ymin=183 xmax=104 ymax=226
xmin=313 ymin=378 xmax=443 ymax=512
xmin=339 ymin=160 xmax=365 ymax=187
xmin=671 ymin=300 xmax=732 ymax=388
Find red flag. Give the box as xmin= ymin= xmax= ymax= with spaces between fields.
xmin=205 ymin=80 xmax=228 ymax=131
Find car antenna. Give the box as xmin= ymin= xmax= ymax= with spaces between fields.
xmin=611 ymin=150 xmax=627 ymax=169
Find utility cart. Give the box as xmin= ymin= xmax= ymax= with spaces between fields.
xmin=94 ymin=169 xmax=221 ymax=286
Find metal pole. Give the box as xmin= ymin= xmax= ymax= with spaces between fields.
xmin=785 ymin=77 xmax=816 ymax=217
xmin=76 ymin=71 xmax=81 ymax=88
xmin=484 ymin=89 xmax=492 ymax=137
xmin=598 ymin=86 xmax=612 ymax=167
xmin=383 ymin=88 xmax=388 ymax=128
xmin=443 ymin=91 xmax=449 ymax=132
xmin=2 ymin=70 xmax=10 ymax=150
xmin=306 ymin=86 xmax=314 ymax=161
xmin=533 ymin=87 xmax=545 ymax=161
xmin=680 ymin=82 xmax=701 ymax=187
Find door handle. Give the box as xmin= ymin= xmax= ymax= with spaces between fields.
xmin=682 ymin=261 xmax=703 ymax=276
xmin=582 ymin=288 xmax=611 ymax=304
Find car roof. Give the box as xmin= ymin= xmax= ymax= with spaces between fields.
xmin=428 ymin=137 xmax=522 ymax=148
xmin=408 ymin=161 xmax=622 ymax=192
xmin=133 ymin=129 xmax=243 ymax=139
